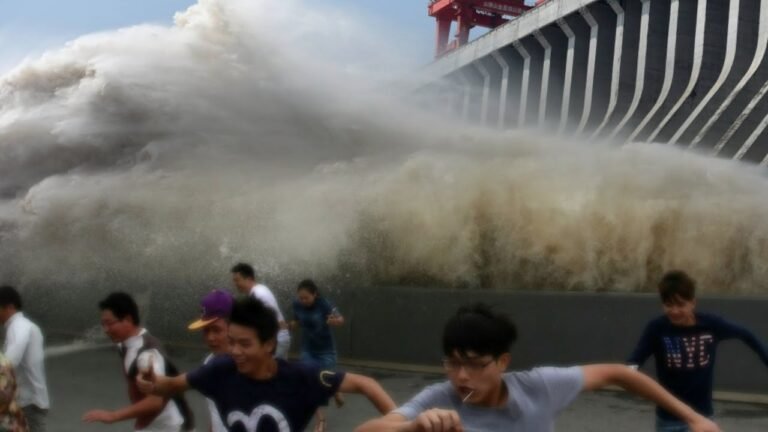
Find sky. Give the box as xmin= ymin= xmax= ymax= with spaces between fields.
xmin=0 ymin=0 xmax=437 ymax=74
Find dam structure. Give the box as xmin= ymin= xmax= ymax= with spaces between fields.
xmin=420 ymin=0 xmax=768 ymax=165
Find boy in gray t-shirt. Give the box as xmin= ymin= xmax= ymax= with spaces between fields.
xmin=396 ymin=366 xmax=583 ymax=432
xmin=355 ymin=304 xmax=721 ymax=432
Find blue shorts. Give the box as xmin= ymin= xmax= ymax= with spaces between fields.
xmin=300 ymin=351 xmax=337 ymax=371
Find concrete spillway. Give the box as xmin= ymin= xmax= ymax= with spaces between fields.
xmin=420 ymin=0 xmax=768 ymax=165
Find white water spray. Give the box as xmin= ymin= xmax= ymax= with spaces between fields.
xmin=1 ymin=0 xmax=768 ymax=299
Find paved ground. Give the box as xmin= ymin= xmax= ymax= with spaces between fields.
xmin=50 ymin=347 xmax=767 ymax=431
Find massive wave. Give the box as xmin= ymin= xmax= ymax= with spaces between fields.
xmin=2 ymin=0 xmax=767 ymax=301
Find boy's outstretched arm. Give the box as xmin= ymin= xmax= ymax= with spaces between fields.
xmin=715 ymin=317 xmax=768 ymax=366
xmin=137 ymin=372 xmax=190 ymax=398
xmin=82 ymin=396 xmax=164 ymax=424
xmin=627 ymin=321 xmax=656 ymax=367
xmin=582 ymin=365 xmax=720 ymax=432
xmin=355 ymin=410 xmax=462 ymax=432
xmin=339 ymin=373 xmax=397 ymax=414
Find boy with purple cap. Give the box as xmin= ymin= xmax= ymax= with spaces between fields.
xmin=188 ymin=289 xmax=235 ymax=432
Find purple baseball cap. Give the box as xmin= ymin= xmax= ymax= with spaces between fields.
xmin=188 ymin=289 xmax=235 ymax=330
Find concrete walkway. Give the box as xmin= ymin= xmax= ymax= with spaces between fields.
xmin=50 ymin=347 xmax=767 ymax=431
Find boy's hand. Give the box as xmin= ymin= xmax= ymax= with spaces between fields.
xmin=136 ymin=353 xmax=158 ymax=395
xmin=688 ymin=417 xmax=721 ymax=432
xmin=411 ymin=408 xmax=463 ymax=432
xmin=136 ymin=372 xmax=158 ymax=395
xmin=327 ymin=309 xmax=343 ymax=326
xmin=82 ymin=410 xmax=117 ymax=424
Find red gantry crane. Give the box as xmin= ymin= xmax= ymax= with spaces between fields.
xmin=428 ymin=0 xmax=547 ymax=57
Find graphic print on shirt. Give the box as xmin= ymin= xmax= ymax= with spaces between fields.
xmin=227 ymin=405 xmax=290 ymax=432
xmin=663 ymin=334 xmax=715 ymax=369
xmin=319 ymin=371 xmax=337 ymax=387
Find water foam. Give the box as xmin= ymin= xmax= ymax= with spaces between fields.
xmin=1 ymin=0 xmax=768 ymax=297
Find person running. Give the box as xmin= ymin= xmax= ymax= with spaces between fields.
xmin=0 ymin=286 xmax=49 ymax=432
xmin=82 ymin=292 xmax=194 ymax=432
xmin=289 ymin=279 xmax=345 ymax=432
xmin=188 ymin=289 xmax=235 ymax=432
xmin=231 ymin=263 xmax=291 ymax=358
xmin=628 ymin=270 xmax=768 ymax=431
xmin=356 ymin=303 xmax=721 ymax=432
xmin=138 ymin=297 xmax=396 ymax=432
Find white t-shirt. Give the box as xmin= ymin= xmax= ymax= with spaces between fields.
xmin=249 ymin=284 xmax=291 ymax=344
xmin=249 ymin=284 xmax=286 ymax=322
xmin=3 ymin=312 xmax=50 ymax=409
xmin=122 ymin=330 xmax=183 ymax=432
xmin=203 ymin=354 xmax=227 ymax=432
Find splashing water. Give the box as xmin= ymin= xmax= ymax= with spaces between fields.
xmin=2 ymin=0 xmax=768 ymax=307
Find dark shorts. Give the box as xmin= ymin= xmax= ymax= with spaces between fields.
xmin=22 ymin=405 xmax=48 ymax=432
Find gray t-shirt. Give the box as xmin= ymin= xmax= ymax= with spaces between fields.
xmin=395 ymin=366 xmax=584 ymax=432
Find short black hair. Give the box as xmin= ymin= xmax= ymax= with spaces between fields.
xmin=229 ymin=297 xmax=278 ymax=347
xmin=231 ymin=263 xmax=256 ymax=280
xmin=659 ymin=270 xmax=696 ymax=303
xmin=98 ymin=292 xmax=140 ymax=325
xmin=296 ymin=279 xmax=319 ymax=295
xmin=443 ymin=303 xmax=517 ymax=358
xmin=0 ymin=286 xmax=22 ymax=310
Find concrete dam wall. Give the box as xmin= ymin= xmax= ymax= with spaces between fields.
xmin=419 ymin=0 xmax=768 ymax=165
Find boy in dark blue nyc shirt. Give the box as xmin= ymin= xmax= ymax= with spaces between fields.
xmin=628 ymin=270 xmax=768 ymax=431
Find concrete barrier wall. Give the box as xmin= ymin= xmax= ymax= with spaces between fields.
xmin=418 ymin=0 xmax=768 ymax=165
xmin=31 ymin=285 xmax=768 ymax=395
xmin=327 ymin=288 xmax=768 ymax=394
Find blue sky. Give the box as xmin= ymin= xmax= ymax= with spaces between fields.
xmin=0 ymin=0 xmax=436 ymax=74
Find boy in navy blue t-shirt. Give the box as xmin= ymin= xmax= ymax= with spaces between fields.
xmin=628 ymin=270 xmax=768 ymax=431
xmin=137 ymin=297 xmax=396 ymax=432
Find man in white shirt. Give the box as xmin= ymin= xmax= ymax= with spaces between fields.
xmin=82 ymin=292 xmax=194 ymax=432
xmin=231 ymin=263 xmax=291 ymax=358
xmin=187 ymin=289 xmax=234 ymax=432
xmin=0 ymin=285 xmax=50 ymax=432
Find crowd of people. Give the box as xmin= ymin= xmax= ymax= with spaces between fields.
xmin=0 ymin=265 xmax=767 ymax=432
